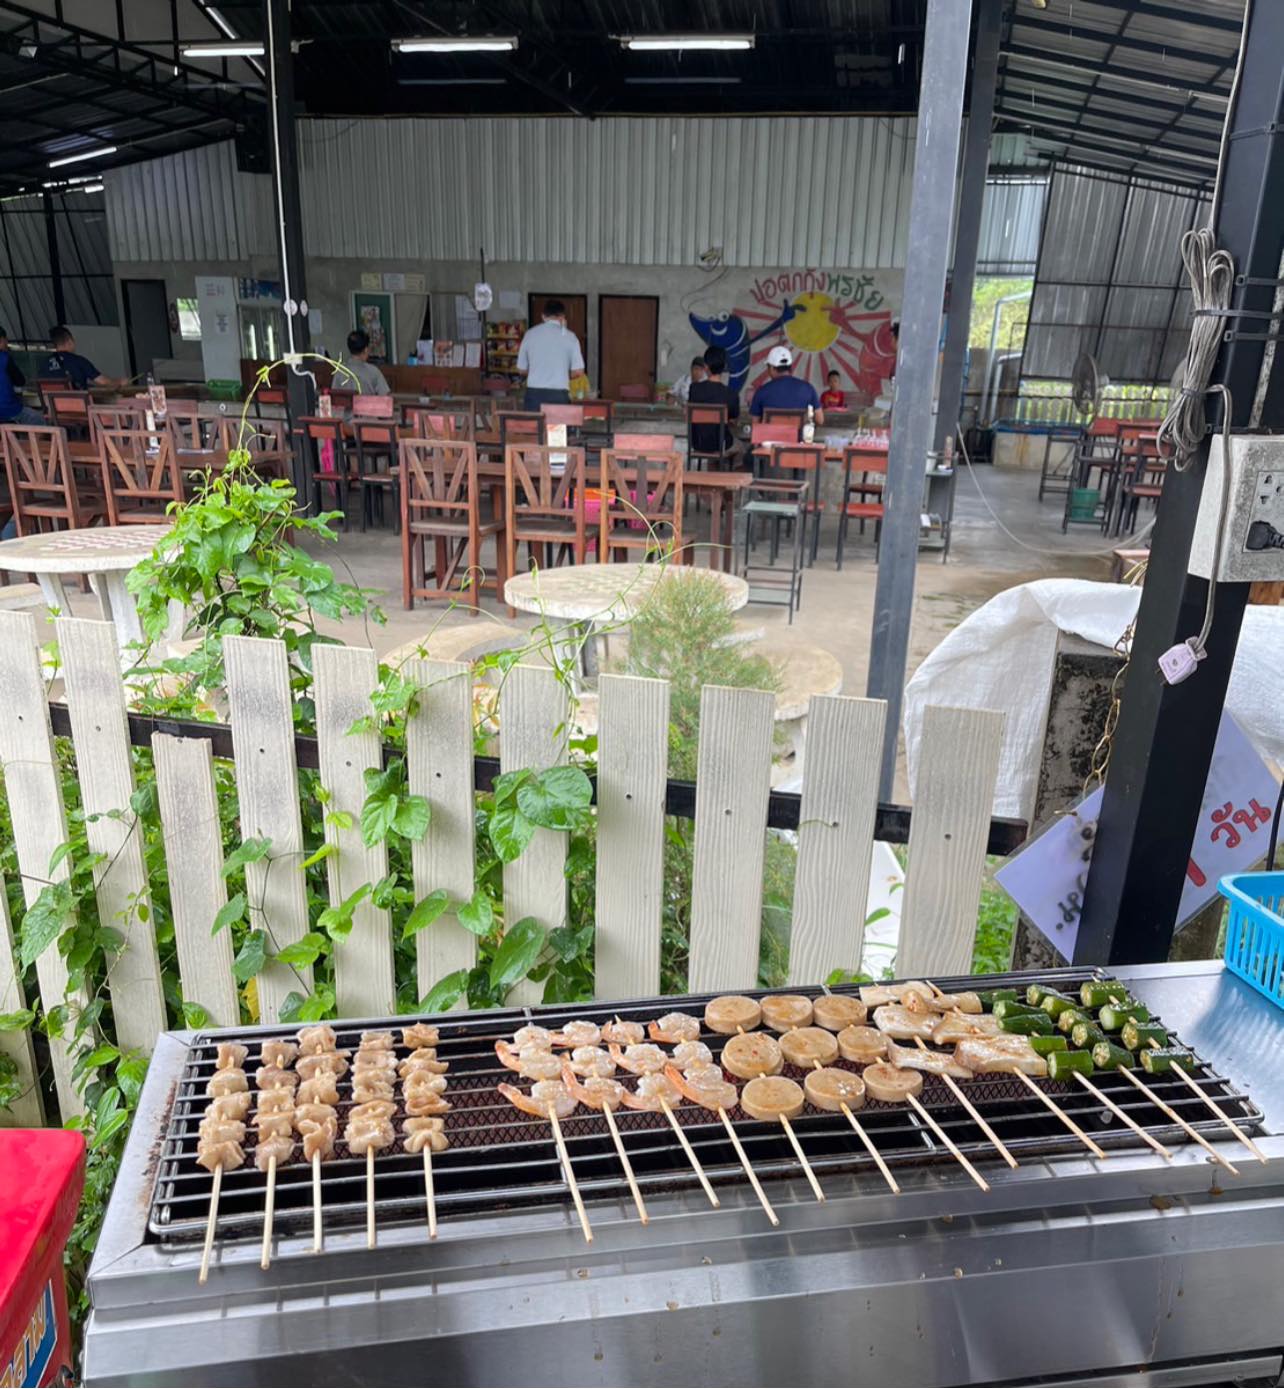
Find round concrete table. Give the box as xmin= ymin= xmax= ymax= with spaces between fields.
xmin=0 ymin=524 xmax=171 ymax=650
xmin=504 ymin=563 xmax=749 ymax=684
xmin=755 ymin=639 xmax=845 ymax=786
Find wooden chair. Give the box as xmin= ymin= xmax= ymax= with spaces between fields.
xmin=98 ymin=428 xmax=184 ymax=525
xmin=166 ymin=405 xmax=217 ymax=458
xmin=481 ymin=376 xmax=510 ymax=396
xmin=499 ymin=412 xmax=546 ymax=448
xmin=46 ymin=391 xmax=94 ymax=451
xmin=540 ymin=403 xmax=584 ymax=430
xmin=685 ymin=403 xmax=734 ymax=471
xmin=399 ymin=439 xmax=505 ymax=610
xmin=613 ymin=432 xmax=671 ymax=452
xmin=352 ymin=417 xmax=401 ymax=531
xmin=0 ymin=423 xmax=101 ymax=533
xmin=254 ymin=386 xmax=288 ymax=421
xmin=36 ymin=379 xmax=79 ymax=411
xmin=407 ymin=406 xmax=473 ymax=442
xmin=836 ymin=443 xmax=888 ymax=568
xmin=599 ymin=447 xmax=683 ymax=562
xmin=580 ymin=400 xmax=613 ymax=433
xmin=617 ymin=384 xmax=651 ymax=402
xmin=353 ymin=395 xmax=395 ymax=418
xmin=89 ymin=402 xmax=148 ymax=445
xmin=299 ymin=416 xmax=355 ymax=525
xmin=328 ymin=387 xmax=356 ymax=416
xmin=504 ymin=444 xmax=588 ymax=595
xmin=1121 ymin=459 xmax=1166 ymax=533
xmin=216 ymin=417 xmax=291 ymax=482
xmin=761 ymin=408 xmax=804 ymax=438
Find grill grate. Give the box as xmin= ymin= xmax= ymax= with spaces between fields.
xmin=146 ymin=968 xmax=1265 ymax=1245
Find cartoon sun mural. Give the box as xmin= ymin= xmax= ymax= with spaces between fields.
xmin=739 ymin=294 xmax=896 ymax=403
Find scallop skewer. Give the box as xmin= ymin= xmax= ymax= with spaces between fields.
xmin=253 ymin=1044 xmax=298 ymax=1271
xmin=200 ymin=1163 xmax=224 ymax=1284
xmin=197 ymin=1047 xmax=250 ymax=1283
xmin=400 ymin=1033 xmax=451 ymax=1239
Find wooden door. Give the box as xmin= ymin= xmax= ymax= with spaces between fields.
xmin=528 ymin=293 xmax=587 ymax=355
xmin=599 ymin=295 xmax=658 ymax=402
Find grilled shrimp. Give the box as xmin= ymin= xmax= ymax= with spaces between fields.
xmin=607 ymin=1042 xmax=669 ymax=1075
xmin=567 ymin=1045 xmax=616 ymax=1078
xmin=512 ymin=1024 xmax=555 ymax=1050
xmin=495 ymin=1039 xmax=563 ymax=1080
xmin=670 ymin=1040 xmax=714 ymax=1071
xmin=398 ymin=1048 xmax=449 ymax=1077
xmin=648 ymin=1012 xmax=701 ymax=1044
xmin=619 ymin=1071 xmax=683 ymax=1111
xmin=498 ymin=1080 xmax=577 ymax=1120
xmin=561 ymin=1065 xmax=627 ymax=1111
xmin=665 ymin=1063 xmax=737 ymax=1113
xmin=602 ymin=1018 xmax=645 ymax=1046
xmin=552 ymin=1019 xmax=602 ymax=1048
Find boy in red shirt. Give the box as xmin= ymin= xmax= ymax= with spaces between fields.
xmin=820 ymin=371 xmax=847 ymax=411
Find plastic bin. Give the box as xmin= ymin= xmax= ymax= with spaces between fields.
xmin=1067 ymin=486 xmax=1100 ymax=522
xmin=1 ymin=1128 xmax=86 ymax=1387
xmin=1219 ymin=870 xmax=1284 ymax=1010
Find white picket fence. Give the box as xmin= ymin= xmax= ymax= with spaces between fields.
xmin=0 ymin=610 xmax=1006 ymax=1123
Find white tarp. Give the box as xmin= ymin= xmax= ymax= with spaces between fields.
xmin=903 ymin=579 xmax=1284 ymax=822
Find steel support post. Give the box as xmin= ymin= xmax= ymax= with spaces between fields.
xmin=1077 ymin=2 xmax=1284 ymax=964
xmin=264 ymin=0 xmax=313 ymax=493
xmin=42 ymin=191 xmax=66 ymax=326
xmin=867 ymin=0 xmax=974 ymax=797
xmin=933 ymin=0 xmax=1003 ymax=457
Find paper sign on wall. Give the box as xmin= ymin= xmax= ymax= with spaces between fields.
xmin=996 ymin=712 xmax=1279 ymax=957
xmin=383 ymin=272 xmax=406 ymax=292
xmin=359 ymin=272 xmax=381 ymax=291
xmin=195 ymin=275 xmax=239 ymax=382
xmin=404 ymin=273 xmax=427 ymax=293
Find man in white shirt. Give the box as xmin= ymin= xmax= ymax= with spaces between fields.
xmin=669 ymin=356 xmax=707 ymax=405
xmin=515 ymin=300 xmax=584 ymax=411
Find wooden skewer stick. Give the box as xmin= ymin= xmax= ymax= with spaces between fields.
xmin=659 ymin=1100 xmax=720 ymax=1208
xmin=780 ymin=1114 xmax=826 ymax=1202
xmin=198 ymin=1163 xmax=222 ymax=1285
xmin=602 ymin=1103 xmax=648 ymax=1225
xmin=549 ymin=1109 xmax=594 ymax=1242
xmin=717 ymin=1106 xmax=777 ymax=1225
xmin=906 ymin=1093 xmax=990 ymax=1192
xmin=366 ymin=1147 xmax=376 ymax=1249
xmin=1115 ymin=1065 xmax=1239 ymax=1175
xmin=423 ymin=1146 xmax=438 ymax=1239
xmin=911 ymin=1037 xmax=1018 ymax=1169
xmin=1012 ymin=1067 xmax=1108 ymax=1160
xmin=806 ymin=1057 xmax=899 ymax=1194
xmin=311 ymin=1152 xmax=323 ymax=1253
xmin=1142 ymin=1040 xmax=1266 ymax=1163
xmin=1071 ymin=1073 xmax=1173 ymax=1161
xmin=260 ymin=1154 xmax=277 ymax=1270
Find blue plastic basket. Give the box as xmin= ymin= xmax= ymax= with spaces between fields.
xmin=1219 ymin=871 xmax=1284 ymax=1009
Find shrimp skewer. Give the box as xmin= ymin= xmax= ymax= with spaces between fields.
xmin=666 ymin=1065 xmax=776 ymax=1226
xmin=562 ymin=1068 xmax=648 ymax=1224
xmin=497 ymin=1081 xmax=592 ymax=1242
xmin=621 ymin=1072 xmax=720 ymax=1209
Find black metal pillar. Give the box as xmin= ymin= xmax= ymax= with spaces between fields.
xmin=42 ymin=191 xmax=66 ymax=325
xmin=1076 ymin=2 xmax=1284 ymax=964
xmin=867 ymin=0 xmax=974 ymax=798
xmin=264 ymin=0 xmax=312 ymax=486
xmin=933 ymin=0 xmax=1002 ymax=457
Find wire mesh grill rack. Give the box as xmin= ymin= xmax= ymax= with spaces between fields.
xmin=147 ymin=967 xmax=1264 ymax=1245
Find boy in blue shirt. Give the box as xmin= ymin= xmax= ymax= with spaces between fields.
xmin=0 ymin=327 xmax=43 ymax=425
xmin=749 ymin=344 xmax=824 ymax=422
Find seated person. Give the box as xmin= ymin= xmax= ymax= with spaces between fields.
xmin=749 ymin=345 xmax=823 ymax=424
xmin=687 ymin=347 xmax=740 ymax=462
xmin=0 ymin=326 xmax=44 ymax=426
xmin=42 ymin=324 xmax=120 ymax=390
xmin=820 ymin=371 xmax=847 ymax=411
xmin=337 ymin=329 xmax=391 ymax=397
xmin=669 ymin=356 xmax=707 ymax=405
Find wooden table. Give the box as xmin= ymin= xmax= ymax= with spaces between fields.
xmin=0 ymin=524 xmax=172 ymax=651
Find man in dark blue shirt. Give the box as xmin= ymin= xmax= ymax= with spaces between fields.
xmin=42 ymin=324 xmax=118 ymax=391
xmin=749 ymin=344 xmax=824 ymax=422
xmin=0 ymin=326 xmax=43 ymax=425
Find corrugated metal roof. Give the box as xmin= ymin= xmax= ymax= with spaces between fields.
xmin=978 ymin=177 xmax=1045 ymax=273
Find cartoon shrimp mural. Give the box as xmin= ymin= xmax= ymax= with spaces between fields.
xmin=688 ymin=303 xmax=796 ymax=395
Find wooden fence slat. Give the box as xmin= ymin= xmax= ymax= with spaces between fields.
xmin=224 ymin=635 xmax=312 ymax=1023
xmin=57 ymin=617 xmax=167 ymax=1054
xmin=0 ymin=611 xmax=81 ymax=1117
xmin=153 ymin=734 xmax=240 ymax=1028
xmin=898 ymin=705 xmax=1006 ymax=977
xmin=499 ymin=664 xmax=569 ymax=1006
xmin=688 ymin=684 xmax=776 ymax=993
xmin=313 ymin=644 xmax=394 ymax=1016
xmin=595 ymin=673 xmax=669 ymax=1000
xmin=405 ymin=659 xmax=476 ymax=1008
xmin=0 ymin=879 xmax=44 ymax=1126
xmin=788 ymin=694 xmax=887 ymax=987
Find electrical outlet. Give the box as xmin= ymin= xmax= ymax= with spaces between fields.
xmin=1189 ymin=434 xmax=1284 ymax=582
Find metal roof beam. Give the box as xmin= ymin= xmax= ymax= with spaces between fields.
xmin=1090 ymin=0 xmax=1244 ymax=34
xmin=1032 ymin=146 xmax=1212 ymax=194
xmin=1019 ymin=129 xmax=1215 ymax=183
xmin=996 ymin=88 xmax=1221 ymax=144
xmin=1003 ymin=44 xmax=1229 ymax=103
xmin=994 ymin=106 xmax=1221 ymax=162
xmin=999 ymin=61 xmax=1225 ymax=122
xmin=1013 ymin=11 xmax=1239 ymax=70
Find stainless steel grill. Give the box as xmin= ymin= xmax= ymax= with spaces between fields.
xmin=148 ymin=967 xmax=1263 ymax=1246
xmin=85 ymin=962 xmax=1284 ymax=1388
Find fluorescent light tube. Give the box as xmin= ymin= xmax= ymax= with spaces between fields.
xmin=48 ymin=145 xmax=117 ymax=168
xmin=392 ymin=36 xmax=517 ymax=53
xmin=622 ymin=34 xmax=754 ymax=51
xmin=79 ymin=183 xmax=104 ymax=193
xmin=182 ymin=41 xmax=266 ymax=57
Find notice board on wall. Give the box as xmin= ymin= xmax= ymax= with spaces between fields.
xmin=195 ymin=276 xmax=240 ymax=383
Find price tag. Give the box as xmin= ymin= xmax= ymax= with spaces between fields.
xmin=996 ymin=712 xmax=1279 ymax=956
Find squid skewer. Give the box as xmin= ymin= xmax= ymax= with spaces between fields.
xmin=1011 ymin=1068 xmax=1108 ymax=1159
xmin=910 ymin=1036 xmax=1018 ymax=1170
xmin=199 ymin=1164 xmax=223 ymax=1285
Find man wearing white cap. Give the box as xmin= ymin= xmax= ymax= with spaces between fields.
xmin=749 ymin=344 xmax=824 ymax=422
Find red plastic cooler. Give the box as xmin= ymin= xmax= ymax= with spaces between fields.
xmin=0 ymin=1129 xmax=86 ymax=1387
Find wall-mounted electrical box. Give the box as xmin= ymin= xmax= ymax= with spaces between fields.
xmin=1189 ymin=433 xmax=1284 ymax=582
